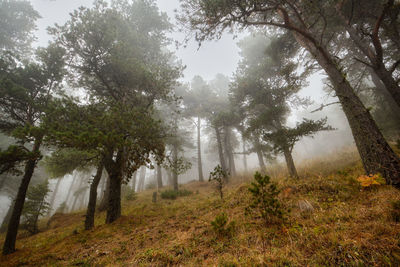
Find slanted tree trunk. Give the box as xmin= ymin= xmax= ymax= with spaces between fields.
xmin=215 ymin=126 xmax=228 ymax=176
xmin=156 ymin=164 xmax=163 ymax=189
xmin=3 ymin=135 xmax=43 ymax=255
xmin=283 ymin=147 xmax=299 ymax=178
xmin=196 ymin=116 xmax=204 ymax=182
xmin=172 ymin=144 xmax=179 ymax=191
xmin=291 ymin=26 xmax=400 ymax=187
xmin=49 ymin=178 xmax=62 ymax=211
xmin=85 ymin=162 xmax=104 ymax=230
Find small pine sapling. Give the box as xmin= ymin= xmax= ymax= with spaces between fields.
xmin=22 ymin=181 xmax=51 ymax=234
xmin=209 ymin=165 xmax=227 ymax=199
xmin=246 ymin=172 xmax=286 ymax=225
xmin=211 ymin=212 xmax=236 ymax=238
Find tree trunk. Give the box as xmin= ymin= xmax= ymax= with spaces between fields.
xmin=373 ymin=65 xmax=400 ymax=107
xmin=254 ymin=138 xmax=266 ymax=173
xmin=98 ymin=173 xmax=109 ymax=212
xmin=85 ymin=162 xmax=104 ymax=230
xmin=215 ymin=126 xmax=228 ymax=176
xmin=68 ymin=176 xmax=85 ymax=212
xmin=283 ymin=147 xmax=299 ymax=178
xmin=156 ymin=164 xmax=163 ymax=189
xmin=131 ymin=171 xmax=137 ymax=192
xmin=223 ymin=126 xmax=236 ymax=176
xmin=64 ymin=171 xmax=78 ymax=209
xmin=138 ymin=166 xmax=146 ymax=192
xmin=49 ymin=178 xmax=62 ymax=212
xmin=106 ymin=171 xmax=121 ymax=224
xmin=292 ymin=30 xmax=400 ymax=187
xmin=172 ymin=144 xmax=179 ymax=191
xmin=2 ymin=135 xmax=43 ymax=255
xmin=0 ymin=200 xmax=14 ymax=233
xmin=197 ymin=116 xmax=204 ymax=182
xmin=242 ymin=135 xmax=248 ymax=172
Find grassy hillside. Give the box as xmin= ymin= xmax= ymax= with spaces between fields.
xmin=1 ymin=149 xmax=400 ymax=266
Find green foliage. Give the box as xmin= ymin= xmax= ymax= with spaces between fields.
xmin=211 ymin=213 xmax=236 ymax=238
xmin=22 ymin=181 xmax=51 ymax=234
xmin=0 ymin=145 xmax=35 ymax=175
xmin=209 ymin=165 xmax=227 ymax=199
xmin=247 ymin=172 xmax=286 ymax=225
xmin=391 ymin=200 xmax=400 ymax=222
xmin=160 ymin=189 xmax=193 ymax=200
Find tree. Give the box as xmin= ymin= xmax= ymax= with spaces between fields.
xmin=49 ymin=0 xmax=181 ymax=223
xmin=0 ymin=44 xmax=65 ymax=255
xmin=0 ymin=0 xmax=40 ymax=56
xmin=21 ymin=180 xmax=51 ymax=235
xmin=178 ymin=0 xmax=400 ymax=187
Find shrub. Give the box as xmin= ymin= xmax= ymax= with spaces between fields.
xmin=357 ymin=174 xmax=385 ymax=188
xmin=211 ymin=213 xmax=236 ymax=238
xmin=391 ymin=200 xmax=400 ymax=222
xmin=209 ymin=165 xmax=227 ymax=199
xmin=160 ymin=189 xmax=193 ymax=200
xmin=246 ymin=172 xmax=286 ymax=225
xmin=122 ymin=186 xmax=137 ymax=201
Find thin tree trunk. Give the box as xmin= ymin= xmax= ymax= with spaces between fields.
xmin=69 ymin=176 xmax=85 ymax=212
xmin=85 ymin=162 xmax=104 ymax=230
xmin=98 ymin=174 xmax=109 ymax=212
xmin=64 ymin=171 xmax=78 ymax=209
xmin=138 ymin=166 xmax=146 ymax=192
xmin=49 ymin=178 xmax=62 ymax=211
xmin=172 ymin=144 xmax=179 ymax=191
xmin=254 ymin=138 xmax=266 ymax=173
xmin=283 ymin=147 xmax=299 ymax=178
xmin=197 ymin=116 xmax=204 ymax=182
xmin=2 ymin=135 xmax=43 ymax=255
xmin=242 ymin=135 xmax=248 ymax=172
xmin=156 ymin=164 xmax=163 ymax=189
xmin=225 ymin=126 xmax=236 ymax=176
xmin=215 ymin=126 xmax=228 ymax=177
xmin=292 ymin=29 xmax=400 ymax=187
xmin=131 ymin=171 xmax=137 ymax=192
xmin=0 ymin=201 xmax=14 ymax=233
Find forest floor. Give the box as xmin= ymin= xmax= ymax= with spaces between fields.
xmin=1 ymin=148 xmax=400 ymax=266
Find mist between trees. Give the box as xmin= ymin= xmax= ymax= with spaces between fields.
xmin=0 ymin=0 xmax=399 ymax=257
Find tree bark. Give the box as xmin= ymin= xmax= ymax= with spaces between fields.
xmin=85 ymin=162 xmax=104 ymax=230
xmin=130 ymin=171 xmax=137 ymax=192
xmin=156 ymin=164 xmax=163 ymax=189
xmin=283 ymin=147 xmax=299 ymax=178
xmin=106 ymin=171 xmax=121 ymax=224
xmin=2 ymin=135 xmax=43 ymax=255
xmin=172 ymin=144 xmax=179 ymax=191
xmin=223 ymin=126 xmax=236 ymax=176
xmin=98 ymin=173 xmax=109 ymax=212
xmin=242 ymin=135 xmax=248 ymax=172
xmin=215 ymin=126 xmax=228 ymax=177
xmin=291 ymin=28 xmax=400 ymax=187
xmin=138 ymin=166 xmax=146 ymax=192
xmin=197 ymin=116 xmax=204 ymax=182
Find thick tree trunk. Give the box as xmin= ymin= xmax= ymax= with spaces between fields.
xmin=292 ymin=30 xmax=400 ymax=187
xmin=172 ymin=144 xmax=179 ymax=191
xmin=215 ymin=126 xmax=228 ymax=176
xmin=283 ymin=148 xmax=299 ymax=178
xmin=49 ymin=178 xmax=62 ymax=211
xmin=197 ymin=116 xmax=204 ymax=182
xmin=156 ymin=164 xmax=163 ymax=189
xmin=85 ymin=162 xmax=104 ymax=230
xmin=2 ymin=135 xmax=43 ymax=255
xmin=106 ymin=171 xmax=121 ymax=224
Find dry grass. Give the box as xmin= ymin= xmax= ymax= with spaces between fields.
xmin=1 ymin=148 xmax=400 ymax=266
